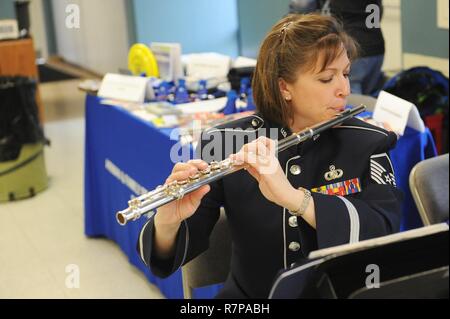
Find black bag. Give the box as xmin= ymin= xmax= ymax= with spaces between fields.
xmin=383 ymin=67 xmax=449 ymax=119
xmin=0 ymin=76 xmax=45 ymax=162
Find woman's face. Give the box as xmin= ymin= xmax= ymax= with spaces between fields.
xmin=280 ymin=49 xmax=351 ymax=131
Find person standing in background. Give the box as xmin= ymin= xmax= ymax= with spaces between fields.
xmin=290 ymin=0 xmax=385 ymax=95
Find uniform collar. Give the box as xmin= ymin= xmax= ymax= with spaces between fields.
xmin=297 ymin=132 xmax=321 ymax=155
xmin=256 ymin=112 xmax=292 ymax=141
xmin=258 ymin=113 xmax=322 ymax=154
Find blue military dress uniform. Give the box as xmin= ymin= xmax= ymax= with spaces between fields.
xmin=137 ymin=113 xmax=403 ymax=298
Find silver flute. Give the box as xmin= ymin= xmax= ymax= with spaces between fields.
xmin=116 ymin=105 xmax=366 ymax=225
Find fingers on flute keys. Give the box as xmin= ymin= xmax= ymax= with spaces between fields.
xmin=231 ymin=137 xmax=275 ymax=170
xmin=166 ymin=160 xmax=209 ymax=184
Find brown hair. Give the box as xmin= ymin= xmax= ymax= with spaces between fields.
xmin=252 ymin=13 xmax=358 ymax=127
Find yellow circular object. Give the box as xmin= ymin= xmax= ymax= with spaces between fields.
xmin=128 ymin=43 xmax=159 ymax=77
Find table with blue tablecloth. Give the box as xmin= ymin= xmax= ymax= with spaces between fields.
xmin=84 ymin=95 xmax=221 ymax=299
xmin=84 ymin=95 xmax=436 ymax=299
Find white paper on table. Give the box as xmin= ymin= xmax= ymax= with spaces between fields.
xmin=173 ymin=97 xmax=227 ymax=114
xmin=98 ymin=73 xmax=148 ymax=103
xmin=151 ymin=42 xmax=183 ymax=81
xmin=373 ymin=91 xmax=425 ymax=135
xmin=184 ymin=53 xmax=231 ymax=79
xmin=131 ymin=109 xmax=157 ymax=122
xmin=161 ymin=115 xmax=179 ymax=127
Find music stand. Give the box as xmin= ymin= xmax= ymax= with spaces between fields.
xmin=269 ymin=224 xmax=449 ymax=299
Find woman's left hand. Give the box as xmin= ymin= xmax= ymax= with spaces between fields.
xmin=230 ymin=136 xmax=297 ymax=210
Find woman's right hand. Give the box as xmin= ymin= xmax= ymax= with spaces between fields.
xmin=155 ymin=159 xmax=211 ymax=227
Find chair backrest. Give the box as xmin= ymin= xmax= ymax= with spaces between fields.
xmin=182 ymin=208 xmax=232 ymax=299
xmin=347 ymin=94 xmax=377 ymax=112
xmin=409 ymin=154 xmax=449 ymax=225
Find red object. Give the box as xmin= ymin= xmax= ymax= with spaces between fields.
xmin=425 ymin=113 xmax=444 ymax=154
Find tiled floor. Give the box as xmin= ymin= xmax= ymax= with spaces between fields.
xmin=0 ymin=79 xmax=164 ymax=298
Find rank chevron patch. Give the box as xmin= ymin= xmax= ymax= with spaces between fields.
xmin=370 ymin=153 xmax=397 ymax=186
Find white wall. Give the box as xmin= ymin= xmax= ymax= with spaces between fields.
xmin=51 ymin=0 xmax=129 ymax=74
xmin=381 ymin=0 xmax=402 ymax=73
xmin=29 ymin=0 xmax=49 ymax=59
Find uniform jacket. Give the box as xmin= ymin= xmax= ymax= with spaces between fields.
xmin=137 ymin=113 xmax=403 ymax=298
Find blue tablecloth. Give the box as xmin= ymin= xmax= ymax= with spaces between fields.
xmin=84 ymin=95 xmax=222 ymax=299
xmin=354 ymin=110 xmax=438 ymax=230
xmin=84 ymin=95 xmax=436 ymax=299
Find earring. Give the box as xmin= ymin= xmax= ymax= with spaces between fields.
xmin=285 ymin=96 xmax=291 ymax=101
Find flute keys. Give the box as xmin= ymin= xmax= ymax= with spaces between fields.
xmin=167 ymin=182 xmax=182 ymax=198
xmin=168 ymin=181 xmax=178 ymax=187
xmin=220 ymin=159 xmax=232 ymax=169
xmin=189 ymin=173 xmax=200 ymax=181
xmin=128 ymin=198 xmax=140 ymax=209
xmin=177 ymin=179 xmax=188 ymax=186
xmin=210 ymin=161 xmax=220 ymax=171
xmin=200 ymin=167 xmax=211 ymax=175
xmin=167 ymin=181 xmax=179 ymax=193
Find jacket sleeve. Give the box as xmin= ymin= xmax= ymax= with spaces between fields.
xmin=136 ymin=180 xmax=223 ymax=278
xmin=136 ymin=134 xmax=224 ymax=278
xmin=312 ymin=132 xmax=404 ymax=249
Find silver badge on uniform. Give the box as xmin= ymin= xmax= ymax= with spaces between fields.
xmin=324 ymin=165 xmax=344 ymax=181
